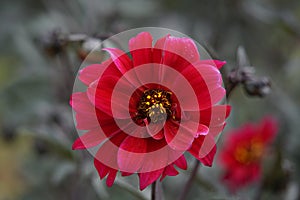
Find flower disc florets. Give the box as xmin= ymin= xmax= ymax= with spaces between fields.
xmin=136 ymin=89 xmax=174 ymax=124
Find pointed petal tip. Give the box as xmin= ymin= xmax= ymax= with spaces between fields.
xmin=106 ymin=171 xmax=117 ymax=187
xmin=138 ymin=169 xmax=163 ymax=190
xmin=215 ymin=60 xmax=226 ymax=69
xmin=199 ymin=145 xmax=217 ymax=167
xmin=174 ymin=155 xmax=188 ymax=170
xmin=226 ymin=105 xmax=232 ymax=118
xmin=72 ymin=138 xmax=85 ymax=150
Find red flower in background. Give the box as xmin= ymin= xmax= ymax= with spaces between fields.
xmin=219 ymin=117 xmax=278 ymax=191
xmin=71 ymin=32 xmax=230 ymax=190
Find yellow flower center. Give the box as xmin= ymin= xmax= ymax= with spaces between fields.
xmin=234 ymin=140 xmax=263 ymax=165
xmin=137 ymin=89 xmax=173 ymax=123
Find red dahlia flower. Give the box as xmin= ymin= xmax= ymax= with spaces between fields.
xmin=71 ymin=32 xmax=230 ymax=190
xmin=219 ymin=117 xmax=278 ymax=191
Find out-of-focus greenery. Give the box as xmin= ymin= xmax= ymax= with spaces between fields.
xmin=0 ymin=0 xmax=300 ymax=199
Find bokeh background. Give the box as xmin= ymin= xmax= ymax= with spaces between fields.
xmin=1 ymin=0 xmax=300 ymax=199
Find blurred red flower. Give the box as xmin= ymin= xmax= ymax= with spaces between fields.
xmin=219 ymin=117 xmax=278 ymax=191
xmin=71 ymin=32 xmax=230 ymax=190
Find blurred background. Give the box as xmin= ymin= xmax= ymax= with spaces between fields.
xmin=0 ymin=0 xmax=300 ymax=199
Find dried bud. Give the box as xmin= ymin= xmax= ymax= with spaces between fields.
xmin=226 ymin=46 xmax=272 ymax=98
xmin=244 ymin=77 xmax=271 ymax=97
xmin=77 ymin=37 xmax=103 ymax=62
xmin=40 ymin=30 xmax=66 ymax=57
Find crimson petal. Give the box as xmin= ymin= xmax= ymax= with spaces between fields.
xmin=94 ymin=159 xmax=118 ymax=187
xmin=72 ymin=129 xmax=106 ymax=150
xmin=118 ymin=136 xmax=147 ymax=173
xmin=188 ymin=135 xmax=217 ymax=167
xmin=198 ymin=60 xmax=226 ymax=69
xmin=160 ymin=165 xmax=178 ymax=181
xmin=129 ymin=32 xmax=153 ymax=66
xmin=138 ymin=168 xmax=164 ymax=190
xmin=164 ymin=120 xmax=197 ymax=151
xmin=174 ymin=155 xmax=187 ymax=170
xmin=79 ymin=63 xmax=106 ymax=86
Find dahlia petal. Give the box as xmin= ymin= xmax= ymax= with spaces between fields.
xmin=174 ymin=155 xmax=187 ymax=170
xmin=210 ymin=87 xmax=226 ymax=105
xmin=94 ymin=132 xmax=127 ymax=174
xmin=193 ymin=63 xmax=223 ymax=87
xmin=121 ymin=172 xmax=133 ymax=177
xmin=189 ymin=124 xmax=226 ymax=165
xmin=74 ymin=114 xmax=124 ymax=148
xmin=164 ymin=120 xmax=195 ymax=151
xmin=164 ymin=165 xmax=178 ymax=176
xmin=146 ymin=123 xmax=165 ymax=140
xmin=196 ymin=124 xmax=210 ymax=136
xmin=75 ymin=114 xmax=99 ymax=130
xmin=160 ymin=165 xmax=178 ymax=181
xmin=87 ymin=76 xmax=134 ymax=119
xmin=186 ymin=105 xmax=231 ymax=127
xmin=153 ymin=35 xmax=201 ymax=83
xmin=71 ymin=92 xmax=108 ymax=130
xmin=198 ymin=145 xmax=216 ymax=167
xmin=79 ymin=63 xmax=106 ymax=86
xmin=166 ymin=66 xmax=211 ymax=111
xmin=133 ymin=136 xmax=173 ymax=173
xmin=106 ymin=170 xmax=118 ymax=187
xmin=129 ymin=32 xmax=153 ymax=50
xmin=94 ymin=159 xmax=110 ymax=179
xmin=174 ymin=63 xmax=225 ymax=111
xmin=144 ymin=137 xmax=168 ymax=152
xmin=197 ymin=124 xmax=225 ymax=160
xmin=118 ymin=136 xmax=147 ymax=172
xmin=163 ymin=36 xmax=200 ymax=65
xmin=129 ymin=32 xmax=153 ymax=66
xmin=87 ymin=78 xmax=112 ymax=115
xmin=120 ymin=122 xmax=149 ymax=138
xmin=103 ymin=48 xmax=133 ymax=74
xmin=188 ymin=136 xmax=217 ymax=167
xmin=138 ymin=168 xmax=164 ymax=190
xmin=199 ymin=60 xmax=226 ymax=69
xmin=153 ymin=34 xmax=169 ymax=63
xmin=130 ymin=63 xmax=161 ymax=85
xmin=94 ymin=159 xmax=118 ymax=187
xmin=70 ymin=92 xmax=95 ymax=114
xmin=174 ymin=120 xmax=209 ymax=137
xmin=170 ymin=81 xmax=202 ymax=111
xmin=154 ymin=34 xmax=169 ymax=49
xmin=103 ymin=48 xmax=143 ymax=86
xmin=204 ymin=105 xmax=231 ymax=126
xmin=152 ymin=130 xmax=164 ymax=140
xmin=72 ymin=129 xmax=106 ymax=150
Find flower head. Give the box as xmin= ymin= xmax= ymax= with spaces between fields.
xmin=71 ymin=32 xmax=230 ymax=190
xmin=219 ymin=117 xmax=278 ymax=191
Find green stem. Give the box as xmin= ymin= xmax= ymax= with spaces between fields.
xmin=178 ymin=160 xmax=200 ymax=200
xmin=152 ymin=180 xmax=162 ymax=200
xmin=151 ymin=181 xmax=156 ymax=200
